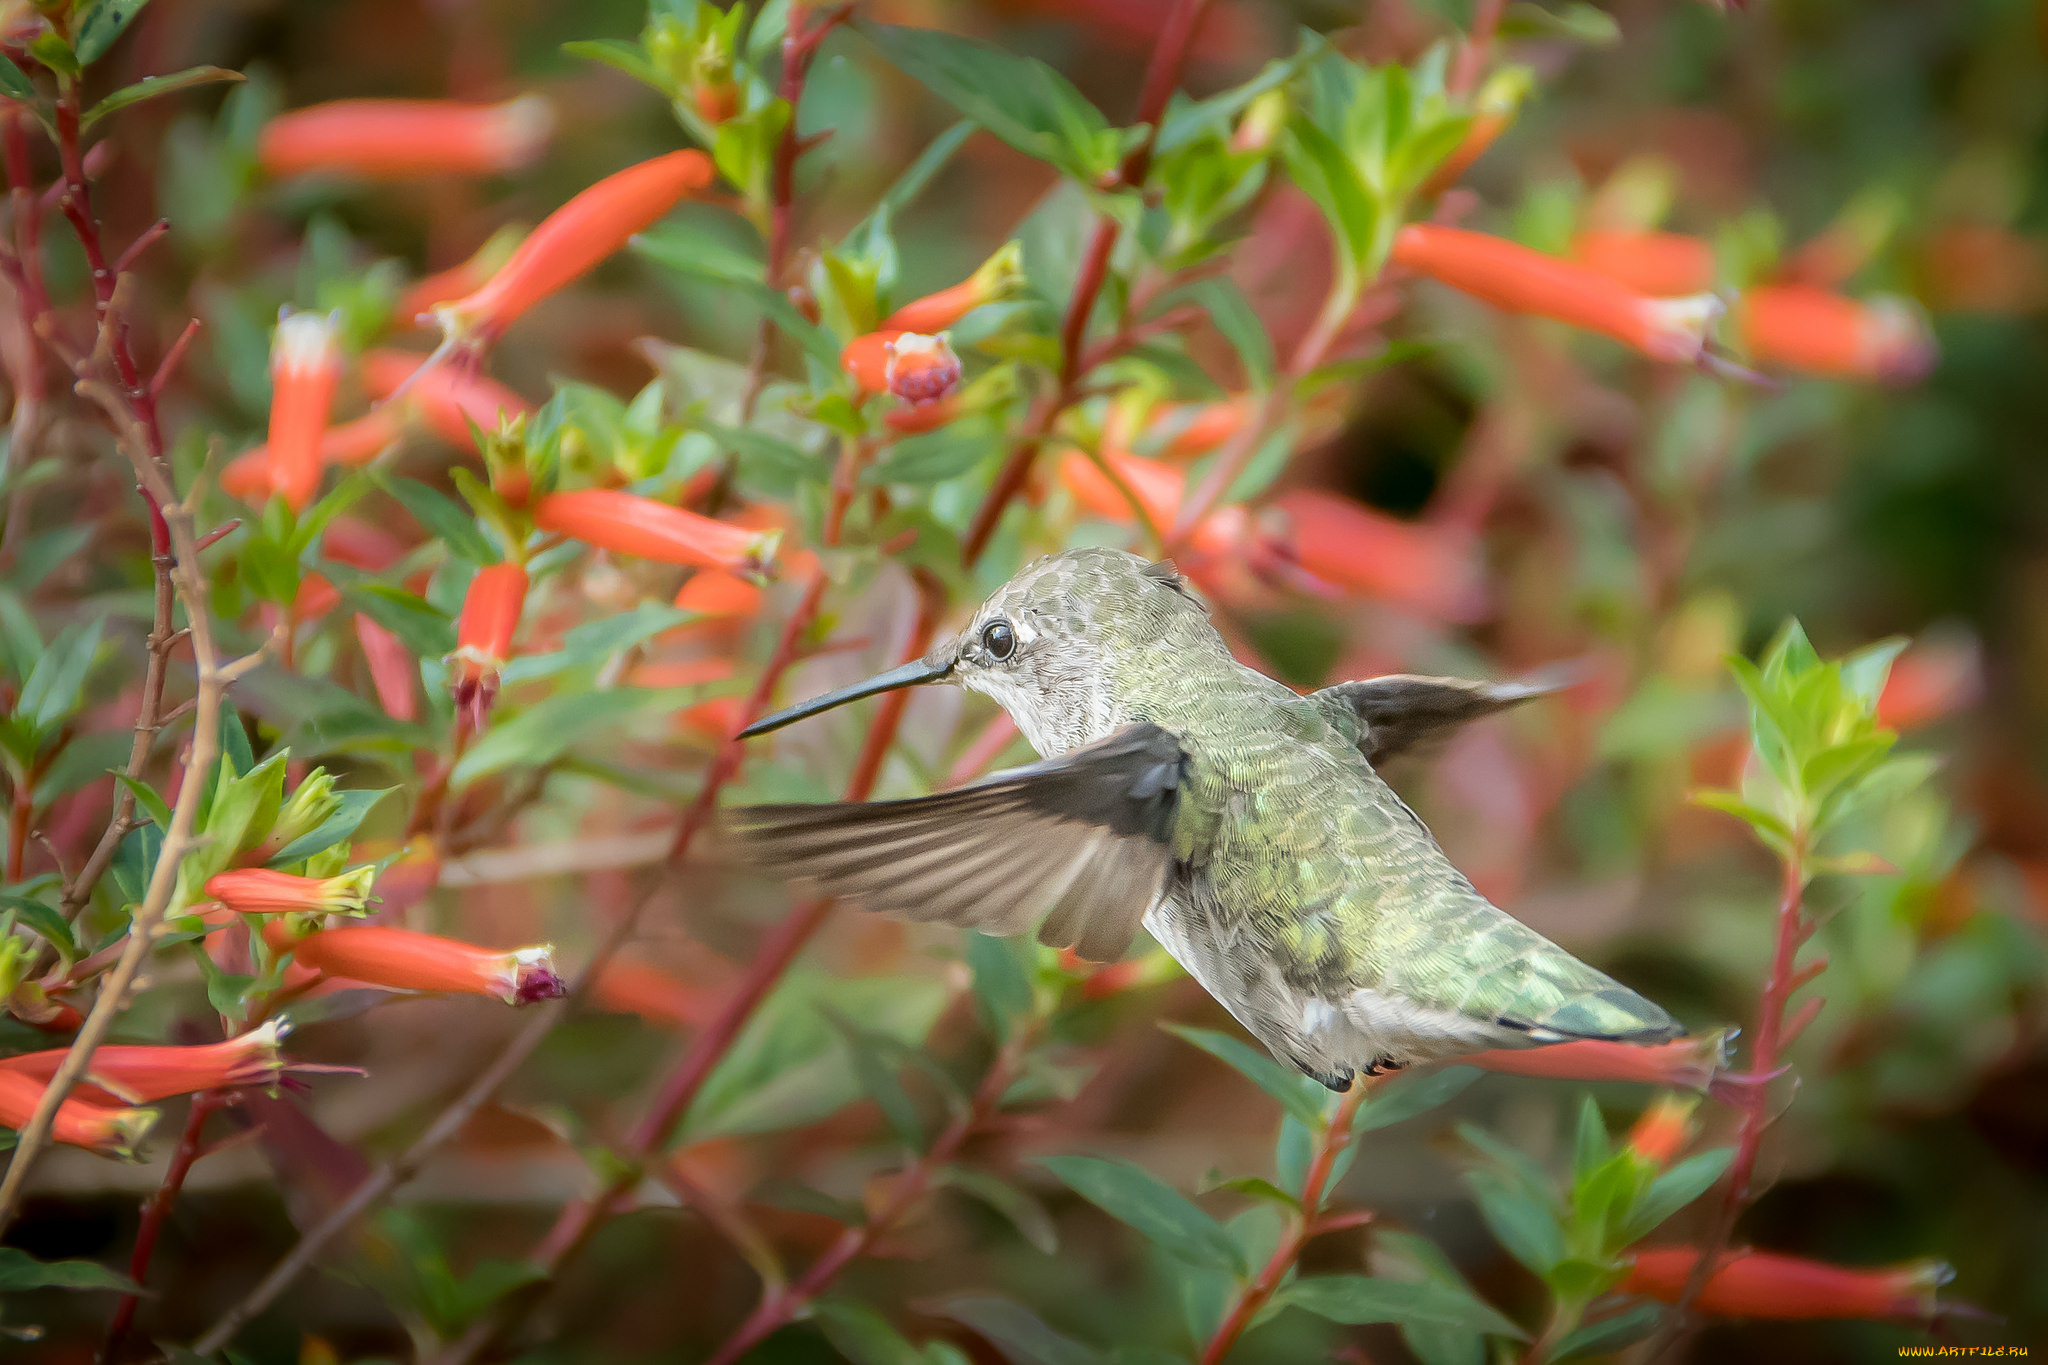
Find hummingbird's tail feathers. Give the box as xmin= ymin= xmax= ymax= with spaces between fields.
xmin=723 ymin=723 xmax=1186 ymax=963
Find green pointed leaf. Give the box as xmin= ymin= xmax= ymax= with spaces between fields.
xmin=500 ymin=604 xmax=696 ymax=685
xmin=815 ymin=1297 xmax=927 ymax=1365
xmin=114 ymin=773 xmax=173 ymax=831
xmin=18 ymin=618 xmax=104 ymax=733
xmin=1550 ymin=1302 xmax=1662 ymax=1361
xmin=341 ymin=583 xmax=455 ymax=659
xmin=1356 ymin=1065 xmax=1481 ymax=1132
xmin=942 ymin=1167 xmax=1060 ymax=1254
xmin=1838 ymin=635 xmax=1909 ymax=710
xmin=83 ymin=65 xmax=243 ymax=129
xmin=2 ymin=893 xmax=79 ymax=965
xmin=1498 ymin=2 xmax=1621 ymax=47
xmin=868 ymin=418 xmax=1005 ymax=486
xmin=1689 ymin=790 xmax=1792 ymax=846
xmin=1271 ymin=1274 xmax=1527 ymax=1338
xmin=0 ymin=53 xmax=38 ymax=102
xmin=859 ymin=22 xmax=1116 ymax=181
xmin=965 ymin=930 xmax=1032 ymax=1038
xmin=0 ymin=1247 xmax=143 ymax=1293
xmin=1620 ymin=1146 xmax=1733 ymax=1244
xmin=1179 ymin=277 xmax=1275 ymax=387
xmin=1162 ymin=1022 xmax=1324 ymax=1126
xmin=1035 ymin=1154 xmax=1244 ymax=1274
xmin=453 ymin=688 xmax=678 ymax=786
xmin=374 ymin=474 xmax=500 ymax=565
xmin=847 ymin=120 xmax=974 ymax=252
xmin=562 ymin=38 xmax=668 ymax=93
xmin=266 ymin=787 xmax=392 ymax=866
xmin=938 ymin=1295 xmax=1104 ymax=1365
xmin=73 ymin=0 xmax=152 ymax=64
xmin=1467 ymin=1169 xmax=1567 ymax=1276
xmin=1280 ymin=115 xmax=1378 ymax=271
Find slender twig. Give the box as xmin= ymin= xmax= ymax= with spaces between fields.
xmin=960 ymin=0 xmax=1214 ymax=566
xmin=100 ymin=1090 xmax=226 ymax=1364
xmin=1646 ymin=838 xmax=1813 ymax=1361
xmin=704 ymin=1032 xmax=1028 ymax=1364
xmin=1198 ymin=1085 xmax=1371 ymax=1365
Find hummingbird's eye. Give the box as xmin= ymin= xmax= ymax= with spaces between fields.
xmin=981 ymin=619 xmax=1016 ymax=661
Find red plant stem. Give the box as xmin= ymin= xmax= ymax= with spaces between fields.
xmin=704 ymin=1033 xmax=1027 ymax=1365
xmin=766 ymin=3 xmax=851 ymax=284
xmin=1449 ymin=0 xmax=1508 ymax=97
xmin=960 ymin=0 xmax=1213 ymax=566
xmin=1651 ymin=837 xmax=1813 ymax=1356
xmin=100 ymin=1090 xmax=225 ymax=1364
xmin=1199 ymin=1085 xmax=1369 ymax=1365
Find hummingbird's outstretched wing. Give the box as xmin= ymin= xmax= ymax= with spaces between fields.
xmin=725 ymin=724 xmax=1185 ymax=962
xmin=1311 ymin=671 xmax=1568 ymax=766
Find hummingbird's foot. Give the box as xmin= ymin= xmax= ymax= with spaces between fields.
xmin=1359 ymin=1055 xmax=1408 ymax=1078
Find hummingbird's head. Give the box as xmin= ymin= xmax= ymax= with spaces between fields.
xmin=739 ymin=548 xmax=1216 ymax=752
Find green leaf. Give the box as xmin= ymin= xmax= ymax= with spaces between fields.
xmin=1549 ymin=1303 xmax=1661 ymax=1361
xmin=1162 ymin=1023 xmax=1324 ymax=1126
xmin=1280 ymin=115 xmax=1378 ymax=272
xmin=822 ymin=1006 xmax=925 ymax=1147
xmin=453 ymin=688 xmax=679 ymax=786
xmin=635 ymin=229 xmax=841 ymax=366
xmin=1620 ymin=1147 xmax=1733 ymax=1244
xmin=1153 ymin=34 xmax=1326 ymax=156
xmin=218 ymin=704 xmax=256 ymax=777
xmin=965 ymin=930 xmax=1032 ymax=1038
xmin=500 ymin=604 xmax=696 ymax=685
xmin=114 ymin=773 xmax=173 ymax=831
xmin=73 ymin=0 xmax=153 ymax=64
xmin=1498 ymin=2 xmax=1621 ymax=47
xmin=1272 ymin=1274 xmax=1527 ymax=1338
xmin=942 ymin=1167 xmax=1060 ymax=1254
xmin=868 ymin=418 xmax=1004 ymax=486
xmin=0 ymin=1247 xmax=143 ymax=1293
xmin=375 ymin=474 xmax=500 ymax=565
xmin=18 ymin=618 xmax=104 ymax=733
xmin=1467 ymin=1168 xmax=1568 ymax=1276
xmin=938 ymin=1296 xmax=1104 ymax=1365
xmin=1035 ymin=1154 xmax=1244 ymax=1274
xmin=342 ymin=583 xmax=455 ymax=660
xmin=1356 ymin=1065 xmax=1481 ymax=1132
xmin=1181 ymin=277 xmax=1275 ymax=387
xmin=562 ymin=38 xmax=668 ymax=93
xmin=82 ymin=65 xmax=243 ymax=129
xmin=1839 ymin=636 xmax=1909 ymax=710
xmin=847 ymin=120 xmax=975 ymax=252
xmin=699 ymin=419 xmax=831 ymax=483
xmin=859 ymin=22 xmax=1116 ymax=181
xmin=0 ymin=53 xmax=37 ymax=102
xmin=267 ymin=787 xmax=392 ymax=866
xmin=814 ymin=1297 xmax=927 ymax=1365
xmin=30 ymin=30 xmax=80 ymax=79
xmin=1 ymin=893 xmax=79 ymax=965
xmin=1689 ymin=790 xmax=1792 ymax=847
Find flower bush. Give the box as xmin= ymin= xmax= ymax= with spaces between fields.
xmin=0 ymin=0 xmax=2042 ymax=1361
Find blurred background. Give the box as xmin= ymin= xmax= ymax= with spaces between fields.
xmin=4 ymin=0 xmax=2047 ymax=1362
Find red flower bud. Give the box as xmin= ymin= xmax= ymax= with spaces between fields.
xmin=266 ymin=311 xmax=343 ymax=511
xmin=434 ymin=150 xmax=715 ymax=343
xmin=360 ymin=349 xmax=532 ymax=450
xmin=449 ymin=561 xmax=528 ymax=729
xmin=0 ymin=1019 xmax=292 ymax=1103
xmin=223 ymin=409 xmax=403 ymax=503
xmin=841 ymin=330 xmax=962 ymax=405
xmin=1461 ymin=1033 xmax=1730 ymax=1092
xmin=257 ymin=97 xmax=553 ymax=181
xmin=279 ymin=924 xmax=566 ymax=1005
xmin=534 ymin=489 xmax=776 ymax=574
xmin=1624 ymin=1094 xmax=1698 ymax=1169
xmin=206 ymin=867 xmax=376 ymax=916
xmin=1623 ymin=1248 xmax=1953 ymax=1321
xmin=1737 ymin=285 xmax=1935 ymax=384
xmin=1394 ymin=223 xmax=1720 ymax=363
xmin=1569 ymin=229 xmax=1716 ymax=297
xmin=879 ymin=242 xmax=1024 ymax=333
xmin=0 ymin=1069 xmax=157 ymax=1156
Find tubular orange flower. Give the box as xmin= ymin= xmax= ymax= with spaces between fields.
xmin=449 ymin=561 xmax=529 ymax=729
xmin=223 ymin=409 xmax=404 ymax=503
xmin=590 ymin=957 xmax=720 ymax=1029
xmin=0 ymin=1069 xmax=157 ymax=1157
xmin=1624 ymin=1094 xmax=1699 ymax=1168
xmin=360 ymin=348 xmax=533 ymax=449
xmin=1269 ymin=489 xmax=1487 ymax=623
xmin=1058 ymin=449 xmax=1245 ymax=559
xmin=1394 ymin=223 xmax=1720 ymax=363
xmin=355 ymin=614 xmax=419 ymax=723
xmin=673 ymin=568 xmax=762 ymax=618
xmin=257 ymin=97 xmax=553 ymax=181
xmin=399 ymin=225 xmax=529 ymax=320
xmin=1144 ymin=397 xmax=1255 ymax=460
xmin=280 ymin=924 xmax=567 ymax=1005
xmin=1623 ymin=1248 xmax=1953 ymax=1321
xmin=0 ymin=1020 xmax=291 ymax=1103
xmin=1569 ymin=229 xmax=1716 ymax=297
xmin=433 ymin=150 xmax=715 ymax=342
xmin=534 ymin=489 xmax=776 ymax=574
xmin=206 ymin=866 xmax=376 ymax=916
xmin=1737 ymin=285 xmax=1935 ymax=384
xmin=265 ymin=310 xmax=343 ymax=512
xmin=1460 ymin=1033 xmax=1730 ymax=1092
xmin=880 ymin=241 xmax=1025 ymax=333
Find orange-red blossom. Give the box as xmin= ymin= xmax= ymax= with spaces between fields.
xmin=1394 ymin=223 xmax=1720 ymax=363
xmin=360 ymin=348 xmax=533 ymax=450
xmin=1460 ymin=1033 xmax=1729 ymax=1092
xmin=1738 ymin=284 xmax=1935 ymax=384
xmin=1623 ymin=1248 xmax=1953 ymax=1321
xmin=276 ymin=924 xmax=566 ymax=1005
xmin=449 ymin=561 xmax=529 ymax=729
xmin=257 ymin=96 xmax=553 ymax=181
xmin=265 ymin=310 xmax=343 ymax=511
xmin=1623 ymin=1094 xmax=1699 ymax=1168
xmin=1569 ymin=229 xmax=1717 ymax=297
xmin=206 ymin=866 xmax=376 ymax=916
xmin=0 ymin=1018 xmax=292 ymax=1103
xmin=433 ymin=150 xmax=715 ymax=343
xmin=0 ymin=1069 xmax=156 ymax=1156
xmin=223 ymin=409 xmax=402 ymax=503
xmin=535 ymin=488 xmax=777 ymax=575
xmin=1270 ymin=489 xmax=1488 ymax=624
xmin=878 ymin=241 xmax=1024 ymax=333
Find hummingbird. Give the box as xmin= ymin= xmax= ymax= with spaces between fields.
xmin=727 ymin=547 xmax=1680 ymax=1090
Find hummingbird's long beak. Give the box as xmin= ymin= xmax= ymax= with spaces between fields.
xmin=739 ymin=653 xmax=955 ymax=738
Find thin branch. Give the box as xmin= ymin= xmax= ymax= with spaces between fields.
xmin=100 ymin=1089 xmax=226 ymax=1363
